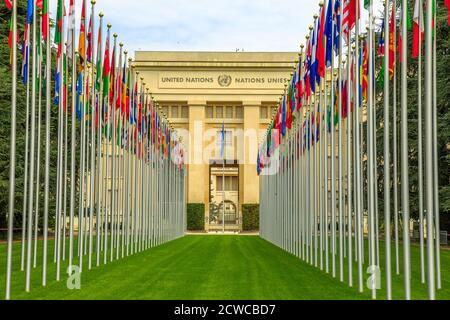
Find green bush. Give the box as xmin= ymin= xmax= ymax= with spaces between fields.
xmin=242 ymin=204 xmax=259 ymax=231
xmin=187 ymin=203 xmax=205 ymax=231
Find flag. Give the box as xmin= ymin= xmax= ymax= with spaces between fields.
xmin=41 ymin=0 xmax=49 ymax=41
xmin=55 ymin=0 xmax=63 ymax=57
xmin=86 ymin=13 xmax=93 ymax=62
xmin=22 ymin=23 xmax=29 ymax=85
xmin=399 ymin=3 xmax=412 ymax=63
xmin=445 ymin=0 xmax=450 ymax=25
xmin=95 ymin=26 xmax=102 ymax=91
xmin=220 ymin=122 xmax=225 ymax=158
xmin=342 ymin=0 xmax=358 ymax=39
xmin=27 ymin=0 xmax=33 ymax=24
xmin=4 ymin=0 xmax=12 ymax=10
xmin=317 ymin=4 xmax=326 ymax=78
xmin=334 ymin=0 xmax=341 ymax=54
xmin=67 ymin=0 xmax=75 ymax=58
xmin=281 ymin=97 xmax=287 ymax=137
xmin=362 ymin=39 xmax=368 ymax=102
xmin=76 ymin=72 xmax=83 ymax=120
xmin=310 ymin=20 xmax=318 ymax=93
xmin=103 ymin=28 xmax=111 ymax=99
xmin=412 ymin=0 xmax=424 ymax=58
xmin=78 ymin=0 xmax=86 ymax=66
xmin=7 ymin=17 xmax=18 ymax=68
xmin=122 ymin=61 xmax=127 ymax=115
xmin=388 ymin=3 xmax=395 ymax=79
xmin=325 ymin=0 xmax=334 ymax=68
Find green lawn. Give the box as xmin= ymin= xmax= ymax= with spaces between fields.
xmin=0 ymin=235 xmax=448 ymax=300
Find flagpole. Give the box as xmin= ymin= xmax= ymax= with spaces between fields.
xmin=63 ymin=44 xmax=69 ymax=262
xmin=110 ymin=33 xmax=117 ymax=261
xmin=68 ymin=8 xmax=78 ymax=276
xmin=346 ymin=45 xmax=352 ymax=287
xmin=95 ymin=12 xmax=104 ymax=267
xmin=392 ymin=0 xmax=400 ymax=277
xmin=368 ymin=2 xmax=376 ymax=299
xmin=222 ymin=122 xmax=225 ymax=234
xmin=338 ymin=0 xmax=344 ymax=283
xmin=399 ymin=0 xmax=411 ymax=300
xmin=415 ymin=0 xmax=425 ymax=284
xmin=329 ymin=0 xmax=336 ymax=279
xmin=384 ymin=0 xmax=392 ymax=300
xmin=42 ymin=12 xmax=52 ymax=288
xmin=424 ymin=0 xmax=435 ymax=300
xmin=33 ymin=11 xmax=43 ymax=269
xmin=5 ymin=0 xmax=17 ymax=300
xmin=432 ymin=3 xmax=441 ymax=290
xmin=21 ymin=14 xmax=31 ymax=272
xmin=25 ymin=0 xmax=38 ymax=291
xmin=88 ymin=0 xmax=97 ymax=271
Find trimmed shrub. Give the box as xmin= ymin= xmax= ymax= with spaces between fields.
xmin=242 ymin=204 xmax=259 ymax=231
xmin=187 ymin=203 xmax=205 ymax=231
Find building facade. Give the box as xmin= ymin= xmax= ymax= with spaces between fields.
xmin=132 ymin=52 xmax=298 ymax=232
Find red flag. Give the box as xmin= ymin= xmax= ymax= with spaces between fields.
xmin=389 ymin=4 xmax=395 ymax=79
xmin=4 ymin=0 xmax=12 ymax=10
xmin=445 ymin=0 xmax=450 ymax=25
xmin=317 ymin=5 xmax=326 ymax=78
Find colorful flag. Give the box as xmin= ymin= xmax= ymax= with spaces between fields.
xmin=342 ymin=0 xmax=358 ymax=39
xmin=388 ymin=3 xmax=395 ymax=79
xmin=55 ymin=0 xmax=63 ymax=57
xmin=86 ymin=13 xmax=93 ymax=62
xmin=78 ymin=0 xmax=86 ymax=66
xmin=317 ymin=4 xmax=326 ymax=78
xmin=334 ymin=0 xmax=341 ymax=54
xmin=22 ymin=23 xmax=29 ymax=85
xmin=102 ymin=28 xmax=111 ymax=99
xmin=27 ymin=0 xmax=33 ymax=24
xmin=412 ymin=0 xmax=424 ymax=58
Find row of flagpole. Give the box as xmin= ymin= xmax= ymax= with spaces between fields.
xmin=258 ymin=0 xmax=444 ymax=300
xmin=4 ymin=0 xmax=186 ymax=300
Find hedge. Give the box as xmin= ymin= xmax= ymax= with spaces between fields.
xmin=187 ymin=203 xmax=205 ymax=231
xmin=242 ymin=204 xmax=259 ymax=231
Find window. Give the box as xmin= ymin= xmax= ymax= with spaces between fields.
xmin=216 ymin=176 xmax=238 ymax=191
xmin=216 ymin=106 xmax=223 ymax=118
xmin=235 ymin=106 xmax=243 ymax=119
xmin=232 ymin=176 xmax=238 ymax=191
xmin=206 ymin=106 xmax=214 ymax=118
xmin=181 ymin=106 xmax=189 ymax=118
xmin=216 ymin=130 xmax=232 ymax=146
xmin=162 ymin=106 xmax=169 ymax=117
xmin=216 ymin=176 xmax=223 ymax=192
xmin=226 ymin=106 xmax=233 ymax=119
xmin=260 ymin=106 xmax=268 ymax=119
xmin=171 ymin=106 xmax=179 ymax=118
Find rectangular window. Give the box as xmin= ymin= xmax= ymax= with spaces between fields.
xmin=235 ymin=106 xmax=243 ymax=119
xmin=162 ymin=106 xmax=169 ymax=117
xmin=260 ymin=106 xmax=268 ymax=119
xmin=181 ymin=106 xmax=189 ymax=118
xmin=226 ymin=176 xmax=232 ymax=191
xmin=206 ymin=106 xmax=214 ymax=119
xmin=226 ymin=106 xmax=233 ymax=119
xmin=171 ymin=106 xmax=179 ymax=118
xmin=232 ymin=176 xmax=238 ymax=191
xmin=216 ymin=106 xmax=223 ymax=119
xmin=216 ymin=176 xmax=223 ymax=192
xmin=216 ymin=130 xmax=232 ymax=146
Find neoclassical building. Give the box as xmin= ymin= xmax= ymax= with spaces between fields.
xmin=132 ymin=51 xmax=298 ymax=232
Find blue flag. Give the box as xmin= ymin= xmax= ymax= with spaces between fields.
xmin=76 ymin=73 xmax=83 ymax=120
xmin=27 ymin=0 xmax=34 ymax=24
xmin=325 ymin=0 xmax=333 ymax=67
xmin=220 ymin=122 xmax=225 ymax=158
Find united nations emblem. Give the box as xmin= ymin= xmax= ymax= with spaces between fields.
xmin=218 ymin=74 xmax=232 ymax=87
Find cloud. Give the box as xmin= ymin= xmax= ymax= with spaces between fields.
xmin=49 ymin=0 xmax=384 ymax=58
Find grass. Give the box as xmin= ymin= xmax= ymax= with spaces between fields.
xmin=0 ymin=235 xmax=448 ymax=300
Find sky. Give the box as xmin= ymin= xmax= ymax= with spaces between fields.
xmin=49 ymin=0 xmax=383 ymax=59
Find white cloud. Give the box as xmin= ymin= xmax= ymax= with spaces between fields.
xmin=49 ymin=0 xmax=385 ymax=59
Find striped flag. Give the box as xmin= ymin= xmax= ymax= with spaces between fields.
xmin=412 ymin=0 xmax=424 ymax=58
xmin=342 ymin=0 xmax=358 ymax=39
